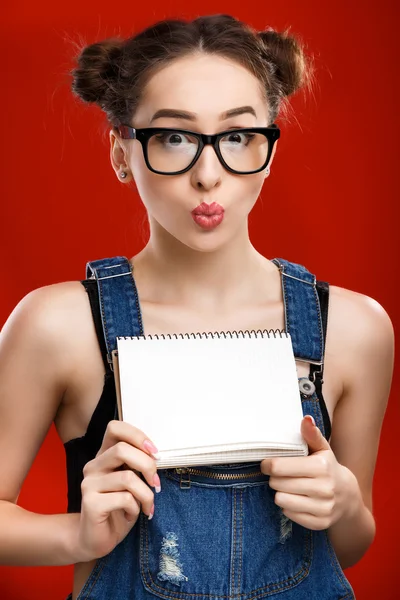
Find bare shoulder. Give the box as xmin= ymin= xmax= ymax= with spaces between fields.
xmin=2 ymin=279 xmax=91 ymax=336
xmin=327 ymin=285 xmax=394 ymax=365
xmin=1 ymin=280 xmax=93 ymax=387
xmin=11 ymin=279 xmax=89 ymax=319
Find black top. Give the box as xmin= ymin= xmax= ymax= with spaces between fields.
xmin=64 ymin=280 xmax=117 ymax=513
xmin=63 ymin=278 xmax=332 ymax=513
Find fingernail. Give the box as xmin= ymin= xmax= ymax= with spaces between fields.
xmin=143 ymin=439 xmax=159 ymax=455
xmin=305 ymin=415 xmax=316 ymax=427
xmin=148 ymin=504 xmax=155 ymax=520
xmin=153 ymin=472 xmax=162 ymax=493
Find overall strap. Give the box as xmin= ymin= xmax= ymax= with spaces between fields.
xmin=313 ymin=279 xmax=331 ymax=439
xmin=85 ymin=256 xmax=144 ymax=373
xmin=272 ymin=257 xmax=331 ymax=440
xmin=271 ymin=258 xmax=324 ymax=365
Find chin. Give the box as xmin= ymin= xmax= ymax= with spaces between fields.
xmin=178 ymin=229 xmax=232 ymax=253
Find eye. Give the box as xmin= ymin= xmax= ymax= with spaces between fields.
xmin=155 ymin=132 xmax=196 ymax=147
xmin=221 ymin=132 xmax=255 ymax=146
xmin=227 ymin=133 xmax=244 ymax=144
xmin=166 ymin=133 xmax=184 ymax=145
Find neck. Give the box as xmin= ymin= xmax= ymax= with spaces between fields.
xmin=131 ymin=219 xmax=280 ymax=310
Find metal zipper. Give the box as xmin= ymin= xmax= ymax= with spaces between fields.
xmin=174 ymin=467 xmax=263 ymax=489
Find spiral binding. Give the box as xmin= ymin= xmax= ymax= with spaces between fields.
xmin=116 ymin=329 xmax=288 ymax=341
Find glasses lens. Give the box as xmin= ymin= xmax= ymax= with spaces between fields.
xmin=219 ymin=132 xmax=270 ymax=173
xmin=147 ymin=131 xmax=199 ymax=173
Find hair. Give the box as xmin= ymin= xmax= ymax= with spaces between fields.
xmin=70 ymin=14 xmax=314 ymax=129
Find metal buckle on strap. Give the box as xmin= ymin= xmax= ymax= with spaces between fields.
xmin=107 ymin=353 xmax=114 ymax=372
xmin=97 ymin=271 xmax=132 ymax=281
xmin=281 ymin=271 xmax=315 ymax=286
xmin=309 ymin=363 xmax=324 ymax=383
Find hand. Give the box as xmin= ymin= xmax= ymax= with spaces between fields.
xmin=260 ymin=415 xmax=359 ymax=531
xmin=76 ymin=420 xmax=161 ymax=562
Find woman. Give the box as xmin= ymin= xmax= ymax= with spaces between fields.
xmin=0 ymin=14 xmax=394 ymax=600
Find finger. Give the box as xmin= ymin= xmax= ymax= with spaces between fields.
xmin=275 ymin=491 xmax=330 ymax=517
xmin=86 ymin=470 xmax=155 ymax=516
xmin=99 ymin=420 xmax=159 ymax=458
xmin=281 ymin=509 xmax=330 ymax=531
xmin=268 ymin=476 xmax=334 ymax=500
xmin=261 ymin=454 xmax=329 ymax=478
xmin=301 ymin=415 xmax=331 ymax=454
xmin=82 ymin=490 xmax=142 ymax=522
xmin=268 ymin=476 xmax=331 ymax=498
xmin=84 ymin=441 xmax=158 ymax=489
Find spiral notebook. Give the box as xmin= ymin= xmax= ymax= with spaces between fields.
xmin=111 ymin=330 xmax=308 ymax=468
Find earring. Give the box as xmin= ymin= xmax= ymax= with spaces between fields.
xmin=265 ymin=167 xmax=270 ymax=176
xmin=120 ymin=171 xmax=127 ymax=179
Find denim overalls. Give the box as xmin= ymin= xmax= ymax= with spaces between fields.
xmin=68 ymin=256 xmax=355 ymax=600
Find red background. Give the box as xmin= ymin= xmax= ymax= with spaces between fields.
xmin=0 ymin=1 xmax=399 ymax=598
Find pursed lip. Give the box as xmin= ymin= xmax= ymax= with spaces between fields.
xmin=192 ymin=202 xmax=224 ymax=216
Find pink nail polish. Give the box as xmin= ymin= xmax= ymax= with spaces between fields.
xmin=305 ymin=415 xmax=316 ymax=427
xmin=143 ymin=439 xmax=159 ymax=455
xmin=153 ymin=473 xmax=162 ymax=493
xmin=148 ymin=504 xmax=155 ymax=520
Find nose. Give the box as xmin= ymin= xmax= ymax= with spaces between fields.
xmin=190 ymin=144 xmax=222 ymax=191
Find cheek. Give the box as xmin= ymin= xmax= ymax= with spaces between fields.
xmin=134 ymin=172 xmax=185 ymax=215
xmin=238 ymin=174 xmax=266 ymax=211
xmin=130 ymin=150 xmax=171 ymax=210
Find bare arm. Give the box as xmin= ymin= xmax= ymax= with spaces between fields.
xmin=0 ymin=284 xmax=158 ymax=567
xmin=326 ymin=286 xmax=394 ymax=567
xmin=0 ymin=285 xmax=81 ymax=565
xmin=0 ymin=504 xmax=81 ymax=566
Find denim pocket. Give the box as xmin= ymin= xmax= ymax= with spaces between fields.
xmin=139 ymin=467 xmax=313 ymax=599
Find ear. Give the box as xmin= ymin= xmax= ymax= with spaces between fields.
xmin=109 ymin=128 xmax=132 ymax=182
xmin=265 ymin=140 xmax=278 ymax=178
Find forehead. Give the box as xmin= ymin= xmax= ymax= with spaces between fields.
xmin=136 ymin=53 xmax=268 ymax=125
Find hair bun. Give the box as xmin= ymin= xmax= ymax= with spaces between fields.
xmin=71 ymin=38 xmax=124 ymax=105
xmin=258 ymin=28 xmax=309 ymax=97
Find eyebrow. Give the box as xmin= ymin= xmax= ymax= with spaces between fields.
xmin=149 ymin=105 xmax=257 ymax=123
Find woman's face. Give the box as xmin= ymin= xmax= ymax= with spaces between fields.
xmin=110 ymin=53 xmax=277 ymax=252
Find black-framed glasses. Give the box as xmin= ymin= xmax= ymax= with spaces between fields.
xmin=116 ymin=125 xmax=280 ymax=175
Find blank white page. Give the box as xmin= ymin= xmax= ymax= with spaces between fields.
xmin=116 ymin=333 xmax=305 ymax=454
